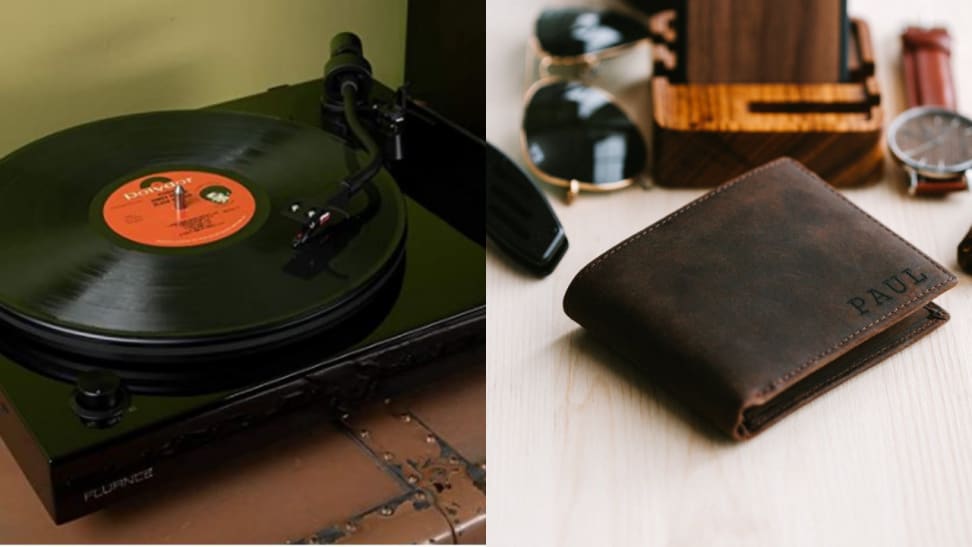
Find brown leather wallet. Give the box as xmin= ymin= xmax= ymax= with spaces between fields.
xmin=564 ymin=158 xmax=957 ymax=440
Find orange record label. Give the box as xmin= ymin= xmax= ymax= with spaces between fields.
xmin=102 ymin=170 xmax=256 ymax=248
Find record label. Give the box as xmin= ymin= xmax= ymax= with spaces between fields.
xmin=102 ymin=170 xmax=256 ymax=248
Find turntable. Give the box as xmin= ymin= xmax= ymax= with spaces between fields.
xmin=0 ymin=33 xmax=485 ymax=523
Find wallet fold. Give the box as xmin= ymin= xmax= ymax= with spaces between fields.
xmin=563 ymin=158 xmax=957 ymax=440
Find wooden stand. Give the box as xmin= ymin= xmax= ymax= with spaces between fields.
xmin=651 ymin=18 xmax=883 ymax=187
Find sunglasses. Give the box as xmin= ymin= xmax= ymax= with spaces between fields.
xmin=522 ymin=7 xmax=653 ymax=203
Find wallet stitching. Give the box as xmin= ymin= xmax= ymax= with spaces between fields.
xmin=575 ymin=159 xmax=785 ymax=278
xmin=758 ymin=162 xmax=955 ymax=396
xmin=791 ymin=160 xmax=952 ymax=281
xmin=757 ymin=278 xmax=951 ymax=396
xmin=743 ymin=305 xmax=945 ymax=434
xmin=572 ymin=157 xmax=955 ymax=399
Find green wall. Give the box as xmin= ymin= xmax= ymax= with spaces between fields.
xmin=0 ymin=0 xmax=408 ymax=155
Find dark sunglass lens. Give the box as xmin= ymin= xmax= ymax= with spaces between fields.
xmin=535 ymin=8 xmax=649 ymax=59
xmin=523 ymin=81 xmax=646 ymax=185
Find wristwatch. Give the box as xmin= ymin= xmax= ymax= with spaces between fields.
xmin=887 ymin=27 xmax=972 ymax=196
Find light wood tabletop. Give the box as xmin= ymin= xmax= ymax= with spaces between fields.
xmin=486 ymin=1 xmax=972 ymax=546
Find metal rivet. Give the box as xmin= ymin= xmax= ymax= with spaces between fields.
xmin=340 ymin=413 xmax=350 ymax=421
xmin=382 ymin=451 xmax=394 ymax=462
xmin=290 ymin=203 xmax=300 ymax=212
xmin=415 ymin=491 xmax=427 ymax=501
xmin=380 ymin=506 xmax=394 ymax=516
xmin=449 ymin=455 xmax=460 ymax=465
xmin=359 ymin=429 xmax=370 ymax=439
xmin=425 ymin=434 xmax=436 ymax=444
xmin=345 ymin=522 xmax=357 ymax=533
xmin=408 ymin=475 xmax=420 ymax=484
xmin=383 ymin=397 xmax=392 ymax=405
xmin=400 ymin=414 xmax=412 ymax=423
xmin=307 ymin=209 xmax=317 ymax=218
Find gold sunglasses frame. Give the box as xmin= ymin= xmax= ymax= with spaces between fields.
xmin=520 ymin=77 xmax=641 ymax=204
xmin=520 ymin=12 xmax=653 ymax=203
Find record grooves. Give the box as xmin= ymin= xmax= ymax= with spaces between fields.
xmin=0 ymin=255 xmax=406 ymax=394
xmin=0 ymin=110 xmax=407 ymax=372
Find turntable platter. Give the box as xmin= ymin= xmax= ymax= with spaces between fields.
xmin=0 ymin=110 xmax=406 ymax=364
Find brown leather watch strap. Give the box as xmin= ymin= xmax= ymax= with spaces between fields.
xmin=902 ymin=27 xmax=956 ymax=109
xmin=901 ymin=27 xmax=966 ymax=195
xmin=911 ymin=176 xmax=968 ymax=196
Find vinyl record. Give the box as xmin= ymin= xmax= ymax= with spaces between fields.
xmin=0 ymin=110 xmax=407 ymax=368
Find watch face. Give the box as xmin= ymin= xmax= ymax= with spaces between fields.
xmin=888 ymin=106 xmax=972 ymax=175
